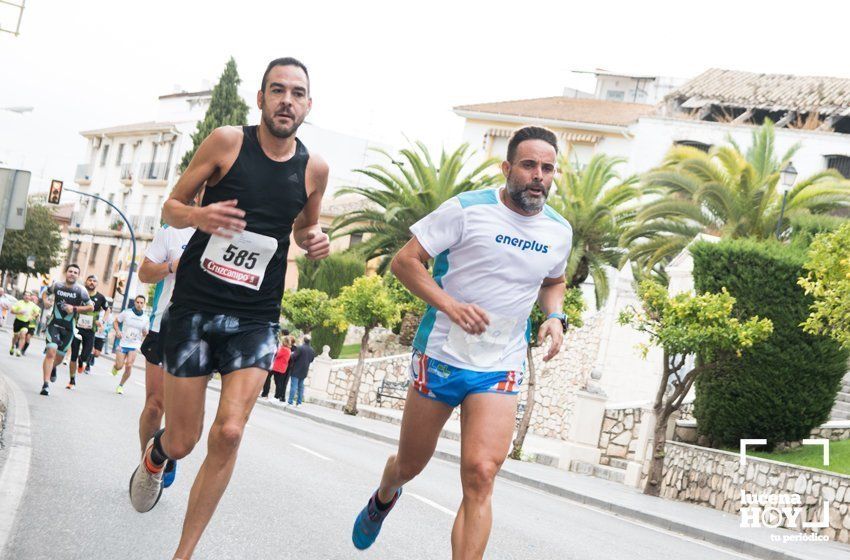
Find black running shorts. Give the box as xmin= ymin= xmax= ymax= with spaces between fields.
xmin=140 ymin=331 xmax=163 ymax=366
xmin=70 ymin=329 xmax=95 ymax=364
xmin=46 ymin=321 xmax=74 ymax=355
xmin=160 ymin=304 xmax=279 ymax=378
xmin=93 ymin=336 xmax=105 ymax=352
xmin=12 ymin=318 xmax=29 ymax=333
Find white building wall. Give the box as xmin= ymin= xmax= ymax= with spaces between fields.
xmin=623 ymin=117 xmax=850 ymax=178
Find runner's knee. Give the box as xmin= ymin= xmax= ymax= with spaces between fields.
xmin=460 ymin=459 xmax=500 ymax=498
xmin=165 ymin=432 xmax=200 ymax=460
xmin=209 ymin=421 xmax=244 ymax=451
xmin=393 ymin=454 xmax=428 ymax=482
xmin=142 ymin=396 xmax=164 ymax=420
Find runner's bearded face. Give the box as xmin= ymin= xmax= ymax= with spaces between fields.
xmin=85 ymin=278 xmax=97 ymax=291
xmin=503 ymin=139 xmax=557 ymax=213
xmin=65 ymin=267 xmax=80 ymax=284
xmin=258 ymin=65 xmax=310 ymax=139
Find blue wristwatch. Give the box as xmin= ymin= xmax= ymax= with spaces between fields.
xmin=547 ymin=312 xmax=568 ymax=332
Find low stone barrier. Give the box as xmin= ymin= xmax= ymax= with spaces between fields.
xmin=598 ymin=405 xmax=648 ymax=466
xmin=662 ymin=441 xmax=850 ymax=543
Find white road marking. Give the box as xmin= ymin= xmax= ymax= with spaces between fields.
xmin=501 ymin=479 xmax=758 ymax=559
xmin=134 ymin=381 xmax=145 ymax=387
xmin=407 ymin=492 xmax=455 ymax=516
xmin=290 ymin=443 xmax=330 ymax=461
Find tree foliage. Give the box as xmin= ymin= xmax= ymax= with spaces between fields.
xmin=330 ymin=142 xmax=500 ymax=273
xmin=691 ymin=239 xmax=847 ymax=448
xmin=336 ymin=276 xmax=401 ymax=331
xmin=280 ymin=289 xmax=344 ymax=334
xmin=296 ymin=252 xmax=366 ymax=357
xmin=0 ymin=204 xmax=63 ymax=276
xmin=624 ymin=120 xmax=850 ymax=275
xmin=178 ymin=57 xmax=249 ymax=173
xmin=619 ymin=280 xmax=772 ymax=495
xmin=547 ymin=154 xmax=640 ymax=307
xmin=799 ymin=222 xmax=850 ymax=348
xmin=337 ymin=276 xmax=402 ymax=415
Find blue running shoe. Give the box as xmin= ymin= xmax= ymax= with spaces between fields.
xmin=162 ymin=460 xmax=177 ymax=489
xmin=352 ymin=488 xmax=402 ymax=550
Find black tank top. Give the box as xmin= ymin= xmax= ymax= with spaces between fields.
xmin=172 ymin=126 xmax=309 ymax=321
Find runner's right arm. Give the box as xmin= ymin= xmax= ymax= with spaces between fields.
xmin=162 ymin=127 xmax=246 ymax=236
xmin=391 ymin=237 xmax=489 ymax=335
xmin=138 ymin=258 xmax=172 ymax=283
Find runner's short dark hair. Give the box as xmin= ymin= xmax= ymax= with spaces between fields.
xmin=65 ymin=264 xmax=80 ymax=272
xmin=506 ymin=126 xmax=558 ymax=163
xmin=261 ymin=57 xmax=310 ymax=93
xmin=135 ymin=294 xmax=146 ymax=301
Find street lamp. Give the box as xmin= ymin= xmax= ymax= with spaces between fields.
xmin=775 ymin=162 xmax=798 ymax=239
xmin=23 ymin=255 xmax=35 ymax=293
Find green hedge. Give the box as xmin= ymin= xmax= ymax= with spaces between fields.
xmin=691 ymin=239 xmax=847 ymax=448
xmin=789 ymin=213 xmax=847 ymax=249
xmin=295 ymin=252 xmax=365 ymax=358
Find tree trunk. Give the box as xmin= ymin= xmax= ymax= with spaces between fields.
xmin=509 ymin=345 xmax=537 ymax=460
xmin=644 ymin=405 xmax=671 ymax=496
xmin=343 ymin=327 xmax=371 ymax=415
xmin=643 ymin=350 xmax=672 ymax=496
xmin=398 ymin=311 xmax=420 ymax=346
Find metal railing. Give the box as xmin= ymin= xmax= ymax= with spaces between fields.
xmin=75 ymin=163 xmax=92 ymax=182
xmin=120 ymin=163 xmax=134 ymax=182
xmin=130 ymin=214 xmax=159 ymax=234
xmin=69 ymin=211 xmax=84 ymax=228
xmin=139 ymin=161 xmax=168 ymax=181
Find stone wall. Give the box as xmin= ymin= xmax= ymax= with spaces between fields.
xmin=311 ymin=311 xmax=606 ymax=439
xmin=511 ymin=312 xmax=605 ymax=440
xmin=598 ymin=407 xmax=645 ymax=465
xmin=673 ymin=420 xmax=850 ymax=446
xmin=322 ymin=353 xmax=411 ymax=410
xmin=662 ymin=441 xmax=850 ymax=544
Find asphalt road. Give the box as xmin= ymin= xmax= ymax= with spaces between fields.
xmin=0 ymin=330 xmax=759 ymax=559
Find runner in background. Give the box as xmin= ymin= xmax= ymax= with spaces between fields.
xmin=112 ymin=295 xmax=149 ymax=394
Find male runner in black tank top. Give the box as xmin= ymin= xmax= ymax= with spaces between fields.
xmin=127 ymin=57 xmax=330 ymax=559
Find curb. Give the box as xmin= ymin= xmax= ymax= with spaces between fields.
xmin=0 ymin=374 xmax=32 ymax=558
xmin=213 ymin=384 xmax=826 ymax=560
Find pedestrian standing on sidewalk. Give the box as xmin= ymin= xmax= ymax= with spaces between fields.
xmin=287 ymin=335 xmax=315 ymax=406
xmin=262 ymin=333 xmax=293 ymax=401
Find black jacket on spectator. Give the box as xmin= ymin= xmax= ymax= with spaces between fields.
xmin=289 ymin=343 xmax=316 ymax=380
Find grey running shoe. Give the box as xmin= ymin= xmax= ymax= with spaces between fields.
xmin=128 ymin=439 xmax=164 ymax=513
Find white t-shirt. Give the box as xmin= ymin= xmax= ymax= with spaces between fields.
xmin=116 ymin=308 xmax=149 ymax=350
xmin=409 ymin=188 xmax=572 ymax=372
xmin=145 ymin=225 xmax=195 ymax=332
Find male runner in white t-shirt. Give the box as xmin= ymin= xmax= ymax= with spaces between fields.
xmin=112 ymin=295 xmax=150 ymax=394
xmin=136 ymin=223 xmax=195 ymax=489
xmin=352 ymin=126 xmax=573 ymax=559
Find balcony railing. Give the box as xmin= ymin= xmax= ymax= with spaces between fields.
xmin=75 ymin=164 xmax=92 ymax=183
xmin=69 ymin=211 xmax=84 ymax=228
xmin=120 ymin=163 xmax=135 ymax=183
xmin=130 ymin=214 xmax=159 ymax=235
xmin=139 ymin=161 xmax=168 ymax=182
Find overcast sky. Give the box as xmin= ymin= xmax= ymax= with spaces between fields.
xmin=2 ymin=0 xmax=850 ymax=193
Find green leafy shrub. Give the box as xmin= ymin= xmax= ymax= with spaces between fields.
xmin=691 ymin=239 xmax=847 ymax=448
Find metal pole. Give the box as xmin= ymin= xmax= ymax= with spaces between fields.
xmin=775 ymin=190 xmax=789 ymax=240
xmin=65 ymin=187 xmax=136 ymax=311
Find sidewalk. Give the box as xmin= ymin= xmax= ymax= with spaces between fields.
xmin=205 ymin=378 xmax=848 ymax=560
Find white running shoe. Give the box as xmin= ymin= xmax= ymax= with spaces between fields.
xmin=128 ymin=439 xmax=164 ymax=513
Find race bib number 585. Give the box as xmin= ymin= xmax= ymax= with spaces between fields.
xmin=200 ymin=231 xmax=277 ymax=291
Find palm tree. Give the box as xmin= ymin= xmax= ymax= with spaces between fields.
xmin=547 ymin=153 xmax=641 ymax=308
xmin=624 ymin=120 xmax=850 ymax=274
xmin=330 ymin=142 xmax=500 ymax=272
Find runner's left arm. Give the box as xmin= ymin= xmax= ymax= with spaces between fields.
xmin=537 ymin=276 xmax=566 ymax=362
xmin=292 ymin=154 xmax=330 ymax=260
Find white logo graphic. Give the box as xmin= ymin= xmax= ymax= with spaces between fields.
xmin=739 ymin=438 xmax=831 ymax=539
